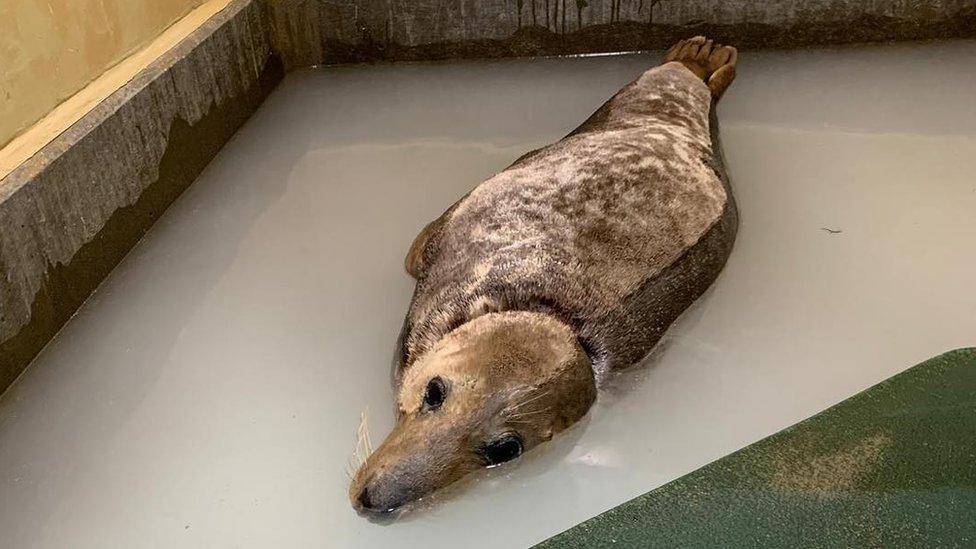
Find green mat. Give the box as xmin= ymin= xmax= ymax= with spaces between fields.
xmin=537 ymin=348 xmax=976 ymax=548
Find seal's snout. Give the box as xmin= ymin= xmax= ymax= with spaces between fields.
xmin=355 ymin=486 xmax=374 ymax=512
xmin=353 ymin=484 xmax=399 ymax=515
xmin=351 ymin=462 xmax=431 ymax=515
xmin=351 ymin=473 xmax=398 ymax=515
xmin=348 ymin=420 xmax=446 ymax=515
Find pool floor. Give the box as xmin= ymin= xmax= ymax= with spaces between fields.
xmin=1 ymin=40 xmax=975 ymax=548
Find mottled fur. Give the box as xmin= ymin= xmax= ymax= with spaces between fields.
xmin=351 ymin=38 xmax=739 ymax=514
xmin=400 ymin=61 xmax=735 ymax=380
xmin=353 ymin=312 xmax=595 ymax=512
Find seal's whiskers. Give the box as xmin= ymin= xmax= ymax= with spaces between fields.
xmin=509 ymin=390 xmax=550 ymax=411
xmin=507 ymin=407 xmax=551 ymax=419
xmin=346 ymin=408 xmax=373 ymax=482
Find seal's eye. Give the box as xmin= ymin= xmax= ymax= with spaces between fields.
xmin=422 ymin=377 xmax=446 ymax=411
xmin=481 ymin=435 xmax=523 ymax=467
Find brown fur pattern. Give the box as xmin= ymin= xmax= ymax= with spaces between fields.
xmin=351 ymin=38 xmax=739 ymax=514
xmin=400 ymin=61 xmax=732 ymax=380
xmin=354 ymin=312 xmax=595 ymax=512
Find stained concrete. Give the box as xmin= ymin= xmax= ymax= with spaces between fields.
xmin=262 ymin=0 xmax=976 ymax=66
xmin=537 ymin=348 xmax=976 ymax=548
xmin=0 ymin=0 xmax=282 ymax=394
xmin=0 ymin=41 xmax=974 ymax=548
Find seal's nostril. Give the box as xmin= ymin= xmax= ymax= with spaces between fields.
xmin=357 ymin=486 xmax=373 ymax=510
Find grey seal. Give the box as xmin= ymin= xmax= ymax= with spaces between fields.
xmin=351 ymin=36 xmax=739 ymax=514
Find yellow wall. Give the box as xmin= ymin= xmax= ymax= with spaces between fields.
xmin=0 ymin=0 xmax=208 ymax=148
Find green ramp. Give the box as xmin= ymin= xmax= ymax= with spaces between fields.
xmin=537 ymin=348 xmax=976 ymax=548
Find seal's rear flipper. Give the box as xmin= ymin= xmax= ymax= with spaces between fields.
xmin=707 ymin=48 xmax=737 ymax=99
xmin=664 ymin=36 xmax=738 ymax=100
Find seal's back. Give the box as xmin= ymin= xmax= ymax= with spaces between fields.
xmin=401 ymin=62 xmax=737 ymax=380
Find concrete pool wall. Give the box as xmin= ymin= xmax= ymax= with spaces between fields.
xmin=0 ymin=0 xmax=282 ymax=393
xmin=265 ymin=0 xmax=976 ymax=66
xmin=1 ymin=0 xmax=975 ymax=394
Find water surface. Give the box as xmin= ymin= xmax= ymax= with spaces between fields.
xmin=1 ymin=40 xmax=975 ymax=548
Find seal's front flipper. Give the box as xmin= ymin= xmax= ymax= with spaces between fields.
xmin=405 ymin=217 xmax=440 ymax=279
xmin=405 ymin=192 xmax=474 ymax=279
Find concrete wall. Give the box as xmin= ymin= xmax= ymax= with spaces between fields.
xmin=0 ymin=0 xmax=208 ymax=148
xmin=263 ymin=0 xmax=976 ymax=66
xmin=0 ymin=0 xmax=282 ymax=393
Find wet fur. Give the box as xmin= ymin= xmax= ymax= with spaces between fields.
xmin=352 ymin=41 xmax=739 ymax=513
xmin=398 ymin=62 xmax=737 ymax=382
xmin=356 ymin=312 xmax=595 ymax=512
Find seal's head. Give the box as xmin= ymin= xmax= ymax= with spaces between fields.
xmin=350 ymin=311 xmax=595 ymax=514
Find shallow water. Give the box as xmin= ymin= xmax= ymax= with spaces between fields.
xmin=1 ymin=40 xmax=975 ymax=548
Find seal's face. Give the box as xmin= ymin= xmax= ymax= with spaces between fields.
xmin=350 ymin=312 xmax=595 ymax=514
